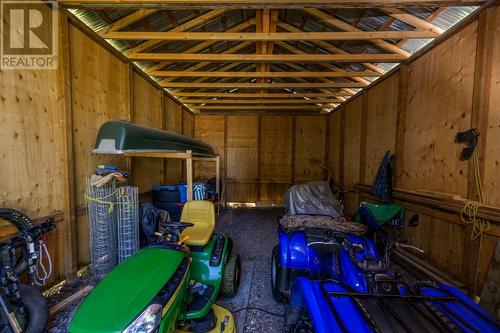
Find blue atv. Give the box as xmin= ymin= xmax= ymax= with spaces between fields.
xmin=272 ymin=211 xmax=500 ymax=332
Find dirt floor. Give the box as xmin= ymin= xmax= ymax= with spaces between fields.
xmin=48 ymin=207 xmax=286 ymax=333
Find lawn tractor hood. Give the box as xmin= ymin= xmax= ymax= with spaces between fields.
xmin=70 ymin=248 xmax=188 ymax=333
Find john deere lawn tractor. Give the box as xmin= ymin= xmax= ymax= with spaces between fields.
xmin=69 ymin=200 xmax=241 ymax=333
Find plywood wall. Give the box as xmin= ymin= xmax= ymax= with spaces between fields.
xmin=333 ymin=4 xmax=500 ymax=294
xmin=364 ymin=74 xmax=399 ymax=183
xmin=194 ymin=115 xmax=328 ymax=203
xmin=341 ymin=98 xmax=363 ymax=216
xmin=294 ymin=116 xmax=327 ymax=184
xmin=327 ymin=110 xmax=343 ymax=186
xmin=260 ymin=116 xmax=293 ymax=202
xmin=0 ymin=13 xmax=192 ymax=282
xmin=164 ymin=97 xmax=183 ymax=184
xmin=131 ymin=72 xmax=163 ymax=192
xmin=194 ymin=115 xmax=226 ymax=181
xmin=398 ymin=22 xmax=477 ymax=197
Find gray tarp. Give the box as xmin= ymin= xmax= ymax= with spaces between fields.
xmin=284 ymin=181 xmax=343 ymax=218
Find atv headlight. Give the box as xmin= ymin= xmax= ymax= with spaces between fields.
xmin=122 ymin=303 xmax=162 ymax=333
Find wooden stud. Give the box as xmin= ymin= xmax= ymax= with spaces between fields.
xmin=162 ymin=82 xmax=365 ymax=88
xmin=381 ymin=8 xmax=445 ymax=35
xmin=394 ymin=65 xmax=409 ymax=187
xmin=104 ymin=30 xmax=438 ymax=40
xmin=99 ymin=9 xmax=158 ymax=34
xmin=150 ymin=70 xmax=382 ymax=78
xmin=186 ymin=150 xmax=193 ymax=201
xmin=173 ymin=92 xmax=352 ymax=98
xmin=183 ymin=99 xmax=341 ymax=104
xmin=57 ymin=12 xmax=78 ymax=278
xmin=146 ymin=19 xmax=256 ymax=73
xmin=129 ymin=52 xmax=407 ymax=62
xmin=191 ymin=105 xmax=335 ymax=110
xmin=125 ymin=9 xmax=229 ymax=54
xmin=302 ymin=8 xmax=411 ymax=57
xmin=60 ymin=0 xmax=489 ymax=9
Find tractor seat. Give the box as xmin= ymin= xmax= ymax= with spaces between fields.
xmin=180 ymin=200 xmax=215 ymax=246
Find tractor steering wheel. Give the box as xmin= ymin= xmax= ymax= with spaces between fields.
xmin=162 ymin=221 xmax=194 ymax=243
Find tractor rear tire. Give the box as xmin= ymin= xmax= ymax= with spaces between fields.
xmin=221 ymin=252 xmax=241 ymax=298
xmin=272 ymin=245 xmax=287 ymax=303
xmin=19 ymin=284 xmax=48 ymax=333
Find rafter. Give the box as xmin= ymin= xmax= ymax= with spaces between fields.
xmin=183 ymin=99 xmax=342 ymax=104
xmin=302 ymin=8 xmax=411 ymax=57
xmin=104 ymin=30 xmax=438 ymax=40
xmin=60 ymin=1 xmax=488 ymax=9
xmin=146 ymin=18 xmax=255 ymax=72
xmin=174 ymin=92 xmax=352 ymax=97
xmin=128 ymin=53 xmax=406 ymax=62
xmin=381 ymin=8 xmax=445 ymax=35
xmin=275 ymin=42 xmax=371 ymax=86
xmin=125 ymin=9 xmax=228 ymax=55
xmin=190 ymin=105 xmax=336 ymax=110
xmin=276 ymin=21 xmax=386 ymax=74
xmin=149 ymin=70 xmax=382 ymax=77
xmin=158 ymin=41 xmax=253 ymax=84
xmin=99 ymin=9 xmax=158 ymax=34
xmin=161 ymin=82 xmax=366 ymax=88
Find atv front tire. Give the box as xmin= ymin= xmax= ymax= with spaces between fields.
xmin=221 ymin=252 xmax=241 ymax=297
xmin=271 ymin=245 xmax=287 ymax=303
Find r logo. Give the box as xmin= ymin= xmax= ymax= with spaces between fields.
xmin=1 ymin=1 xmax=58 ymax=69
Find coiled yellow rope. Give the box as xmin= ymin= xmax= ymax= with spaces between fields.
xmin=460 ymin=149 xmax=490 ymax=298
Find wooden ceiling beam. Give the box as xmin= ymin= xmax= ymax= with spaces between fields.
xmin=104 ymin=30 xmax=439 ymax=40
xmin=129 ymin=53 xmax=406 ymax=62
xmin=302 ymin=8 xmax=412 ymax=57
xmin=149 ymin=70 xmax=381 ymax=77
xmin=182 ymin=98 xmax=342 ymax=104
xmin=190 ymin=105 xmax=336 ymax=110
xmin=277 ymin=21 xmax=386 ymax=74
xmin=99 ymin=9 xmax=158 ymax=34
xmin=173 ymin=92 xmax=352 ymax=97
xmin=274 ymin=42 xmax=371 ymax=86
xmin=162 ymin=82 xmax=365 ymax=88
xmin=381 ymin=8 xmax=445 ymax=35
xmin=158 ymin=41 xmax=253 ymax=83
xmin=146 ymin=18 xmax=255 ymax=72
xmin=125 ymin=8 xmax=228 ymax=54
xmin=60 ymin=0 xmax=488 ymax=9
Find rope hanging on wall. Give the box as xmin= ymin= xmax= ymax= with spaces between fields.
xmin=460 ymin=148 xmax=490 ymax=300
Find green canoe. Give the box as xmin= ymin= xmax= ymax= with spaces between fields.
xmin=92 ymin=120 xmax=215 ymax=157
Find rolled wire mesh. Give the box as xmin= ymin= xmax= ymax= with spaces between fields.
xmin=116 ymin=186 xmax=139 ymax=263
xmin=85 ymin=178 xmax=118 ymax=280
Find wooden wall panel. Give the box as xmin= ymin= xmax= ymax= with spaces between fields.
xmin=164 ymin=97 xmax=183 ymax=184
xmin=194 ymin=115 xmax=225 ymax=181
xmin=398 ymin=22 xmax=477 ymax=197
xmin=328 ymin=110 xmax=343 ymax=185
xmin=364 ymin=73 xmax=399 ymax=183
xmin=342 ymin=98 xmax=363 ymax=216
xmin=260 ymin=116 xmax=293 ymax=202
xmin=294 ymin=116 xmax=327 ymax=184
xmin=0 ymin=55 xmax=67 ymax=282
xmin=260 ymin=116 xmax=293 ymax=182
xmin=131 ymin=72 xmax=163 ymax=192
xmin=226 ymin=116 xmax=259 ymax=181
xmin=70 ymin=25 xmax=131 ymax=265
xmin=183 ymin=110 xmax=194 ymax=137
xmin=226 ymin=116 xmax=259 ymax=202
xmin=70 ymin=25 xmax=131 ymax=207
xmin=482 ymin=5 xmax=500 ymax=207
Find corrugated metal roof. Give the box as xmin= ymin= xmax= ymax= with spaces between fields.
xmin=68 ymin=5 xmax=481 ymax=113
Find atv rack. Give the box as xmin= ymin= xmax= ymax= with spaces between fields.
xmin=319 ymin=279 xmax=500 ymax=333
